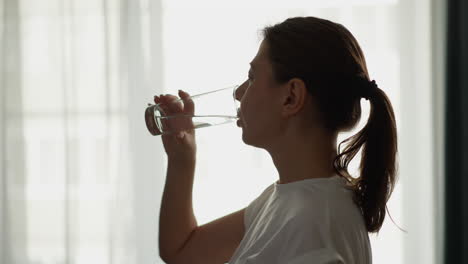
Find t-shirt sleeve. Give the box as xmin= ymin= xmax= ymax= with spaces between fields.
xmin=276 ymin=207 xmax=345 ymax=264
xmin=244 ymin=184 xmax=274 ymax=230
xmin=288 ymin=248 xmax=345 ymax=264
xmin=242 ymin=215 xmax=345 ymax=264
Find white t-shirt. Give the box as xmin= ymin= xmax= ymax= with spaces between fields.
xmin=228 ymin=175 xmax=372 ymax=264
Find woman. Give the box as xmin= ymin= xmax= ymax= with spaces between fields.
xmin=157 ymin=16 xmax=398 ymax=264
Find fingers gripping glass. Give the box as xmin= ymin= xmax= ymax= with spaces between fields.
xmin=145 ymin=85 xmax=241 ymax=136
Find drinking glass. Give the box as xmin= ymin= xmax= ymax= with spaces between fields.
xmin=145 ymin=85 xmax=240 ymax=136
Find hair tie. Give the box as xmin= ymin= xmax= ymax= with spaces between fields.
xmin=361 ymin=80 xmax=378 ymax=100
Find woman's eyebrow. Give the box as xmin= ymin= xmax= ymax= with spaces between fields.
xmin=249 ymin=62 xmax=256 ymax=71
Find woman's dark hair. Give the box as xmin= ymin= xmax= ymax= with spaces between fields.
xmin=262 ymin=16 xmax=398 ymax=233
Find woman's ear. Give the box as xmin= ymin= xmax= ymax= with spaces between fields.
xmin=281 ymin=78 xmax=308 ymax=118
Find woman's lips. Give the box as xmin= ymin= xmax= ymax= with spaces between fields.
xmin=237 ymin=119 xmax=242 ymax=127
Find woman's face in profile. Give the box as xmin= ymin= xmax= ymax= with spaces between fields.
xmin=235 ymin=40 xmax=284 ymax=148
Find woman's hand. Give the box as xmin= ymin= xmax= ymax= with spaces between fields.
xmin=154 ymin=90 xmax=197 ymax=162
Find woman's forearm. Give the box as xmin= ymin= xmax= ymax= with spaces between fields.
xmin=158 ymin=158 xmax=198 ymax=262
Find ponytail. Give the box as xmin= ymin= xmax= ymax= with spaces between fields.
xmin=333 ymin=84 xmax=398 ymax=233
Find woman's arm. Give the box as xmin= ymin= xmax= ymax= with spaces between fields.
xmin=158 ymin=158 xmax=245 ymax=264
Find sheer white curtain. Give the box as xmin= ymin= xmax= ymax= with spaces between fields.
xmin=0 ymin=0 xmax=438 ymax=263
xmin=0 ymin=0 xmax=165 ymax=263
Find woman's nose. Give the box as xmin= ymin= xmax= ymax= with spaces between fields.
xmin=235 ymin=80 xmax=248 ymax=101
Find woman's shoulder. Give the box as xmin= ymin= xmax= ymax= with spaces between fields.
xmin=279 ymin=177 xmax=358 ymax=220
